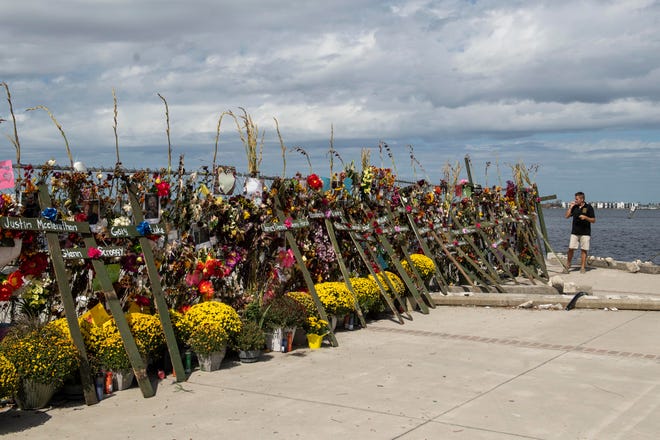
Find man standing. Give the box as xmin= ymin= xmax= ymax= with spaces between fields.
xmin=565 ymin=191 xmax=596 ymax=273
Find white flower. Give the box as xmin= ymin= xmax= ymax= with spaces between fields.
xmin=122 ymin=204 xmax=132 ymax=214
xmin=46 ymin=159 xmax=56 ymax=166
xmin=112 ymin=216 xmax=131 ymax=226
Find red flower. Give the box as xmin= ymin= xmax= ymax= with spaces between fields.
xmin=75 ymin=212 xmax=87 ymax=222
xmin=135 ymin=295 xmax=151 ymax=307
xmin=203 ymin=258 xmax=225 ymax=278
xmin=19 ymin=252 xmax=49 ymax=276
xmin=306 ymin=174 xmax=323 ymax=190
xmin=0 ymin=284 xmax=12 ymax=301
xmin=155 ymin=176 xmax=170 ymax=197
xmin=198 ymin=280 xmax=214 ymax=300
xmin=7 ymin=271 xmax=23 ymax=290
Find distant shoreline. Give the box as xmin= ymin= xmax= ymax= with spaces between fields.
xmin=541 ymin=205 xmax=659 ymax=210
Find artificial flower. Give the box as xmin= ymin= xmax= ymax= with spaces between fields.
xmin=87 ymin=247 xmax=102 ymax=259
xmin=41 ymin=207 xmax=58 ymax=221
xmin=198 ymin=280 xmax=215 ymax=300
xmin=136 ymin=221 xmax=151 ymax=235
xmin=306 ymin=174 xmax=323 ymax=190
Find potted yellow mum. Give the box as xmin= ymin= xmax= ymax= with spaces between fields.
xmin=0 ymin=324 xmax=79 ymax=409
xmin=314 ymin=282 xmax=355 ymax=330
xmin=0 ymin=353 xmax=19 ymax=401
xmin=178 ymin=301 xmax=241 ymax=372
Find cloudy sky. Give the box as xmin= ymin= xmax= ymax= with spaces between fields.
xmin=1 ymin=0 xmax=659 ymax=202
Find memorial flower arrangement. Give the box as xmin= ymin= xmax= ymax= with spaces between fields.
xmin=0 ymin=353 xmax=19 ymax=399
xmin=232 ymin=319 xmax=266 ymax=352
xmin=303 ymin=316 xmax=329 ymax=335
xmin=126 ymin=312 xmax=166 ymax=359
xmin=178 ymin=301 xmax=242 ymax=345
xmin=368 ymin=271 xmax=405 ymax=297
xmin=261 ymin=294 xmax=307 ymax=330
xmin=90 ymin=320 xmax=131 ymax=371
xmin=401 ymin=253 xmax=436 ymax=281
xmin=0 ymin=324 xmax=80 ymax=387
xmin=314 ymin=282 xmax=355 ymax=316
xmin=286 ymin=291 xmax=317 ymax=317
xmin=187 ymin=321 xmax=228 ymax=355
xmin=349 ymin=277 xmax=381 ymax=313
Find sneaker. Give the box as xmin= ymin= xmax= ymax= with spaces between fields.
xmin=580 ymin=268 xmax=586 ymax=274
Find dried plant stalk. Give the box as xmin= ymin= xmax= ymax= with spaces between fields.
xmin=2 ymin=82 xmax=20 ymax=163
xmin=112 ymin=88 xmax=120 ymax=164
xmin=157 ymin=93 xmax=172 ymax=174
xmin=212 ymin=111 xmax=233 ymax=180
xmin=361 ymin=148 xmax=370 ymax=171
xmin=408 ymin=144 xmax=428 ymax=181
xmin=2 ymin=82 xmax=21 ymax=196
xmin=378 ymin=141 xmax=397 ymax=173
xmin=274 ymin=117 xmax=287 ymax=177
xmin=292 ymin=146 xmax=312 ymax=174
xmin=228 ymin=108 xmax=263 ymax=176
xmin=327 ymin=124 xmax=344 ymax=179
xmin=26 ymin=105 xmax=74 ymax=170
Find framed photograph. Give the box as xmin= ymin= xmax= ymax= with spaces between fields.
xmin=82 ymin=199 xmax=100 ymax=225
xmin=191 ymin=223 xmax=212 ymax=250
xmin=144 ymin=193 xmax=160 ymax=222
xmin=244 ymin=177 xmax=263 ymax=203
xmin=21 ymin=192 xmax=40 ymax=218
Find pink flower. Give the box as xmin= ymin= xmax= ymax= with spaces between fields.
xmin=280 ymin=248 xmax=296 ymax=268
xmin=405 ymin=205 xmax=412 ymax=213
xmin=87 ymin=247 xmax=102 ymax=259
xmin=284 ymin=217 xmax=293 ymax=229
xmin=185 ymin=270 xmax=202 ymax=287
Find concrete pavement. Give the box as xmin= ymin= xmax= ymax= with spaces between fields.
xmin=434 ymin=258 xmax=660 ymax=311
xmin=1 ymin=303 xmax=658 ymax=439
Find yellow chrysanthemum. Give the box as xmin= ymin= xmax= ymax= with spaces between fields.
xmin=314 ymin=282 xmax=355 ymax=316
xmin=349 ymin=277 xmax=381 ymax=313
xmin=401 ymin=253 xmax=436 ymax=280
xmin=368 ymin=271 xmax=405 ymax=296
xmin=0 ymin=353 xmax=19 ymax=400
xmin=180 ymin=301 xmax=242 ymax=342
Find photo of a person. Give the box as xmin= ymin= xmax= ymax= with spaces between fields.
xmin=21 ymin=192 xmax=40 ymax=218
xmin=144 ymin=194 xmax=160 ymax=221
xmin=191 ymin=223 xmax=212 ymax=250
xmin=82 ymin=200 xmax=100 ymax=225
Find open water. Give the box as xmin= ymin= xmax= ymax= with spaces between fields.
xmin=540 ymin=208 xmax=660 ymax=263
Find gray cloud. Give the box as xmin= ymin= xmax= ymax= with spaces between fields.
xmin=1 ymin=0 xmax=660 ymax=201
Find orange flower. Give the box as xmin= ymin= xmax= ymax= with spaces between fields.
xmin=198 ymin=280 xmax=214 ymax=300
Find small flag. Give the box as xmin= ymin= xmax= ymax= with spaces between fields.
xmin=0 ymin=160 xmax=15 ymax=190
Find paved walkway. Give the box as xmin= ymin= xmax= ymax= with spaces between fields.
xmin=2 ymin=304 xmax=659 ymax=439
